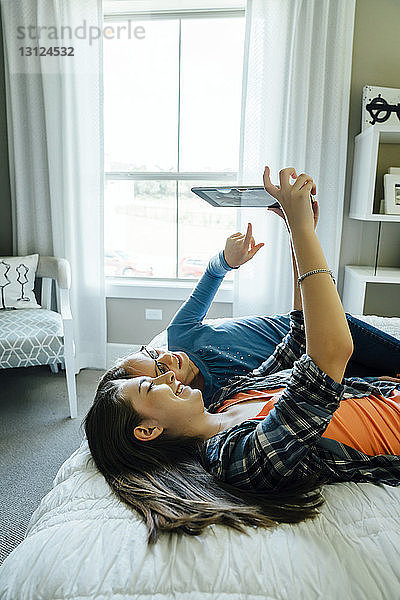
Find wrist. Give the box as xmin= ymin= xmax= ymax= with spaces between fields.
xmin=221 ymin=250 xmax=239 ymax=270
xmin=290 ymin=225 xmax=316 ymax=244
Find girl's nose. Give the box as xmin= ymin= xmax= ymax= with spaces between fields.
xmin=159 ymin=351 xmax=172 ymax=364
xmin=157 ymin=370 xmax=175 ymax=383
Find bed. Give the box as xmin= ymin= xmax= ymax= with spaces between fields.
xmin=0 ymin=315 xmax=400 ymax=599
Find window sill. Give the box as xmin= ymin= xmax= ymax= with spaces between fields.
xmin=105 ymin=277 xmax=234 ymax=302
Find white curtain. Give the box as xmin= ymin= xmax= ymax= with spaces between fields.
xmin=1 ymin=0 xmax=106 ymax=371
xmin=234 ymin=0 xmax=356 ymax=317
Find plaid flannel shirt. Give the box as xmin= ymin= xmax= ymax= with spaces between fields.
xmin=204 ymin=310 xmax=400 ymax=491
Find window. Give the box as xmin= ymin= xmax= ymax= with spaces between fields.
xmin=104 ymin=6 xmax=245 ymax=281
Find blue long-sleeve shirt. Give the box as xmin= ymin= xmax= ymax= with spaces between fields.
xmin=167 ymin=251 xmax=290 ymax=407
xmin=204 ymin=310 xmax=400 ymax=491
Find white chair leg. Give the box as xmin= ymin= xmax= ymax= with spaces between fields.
xmin=63 ymin=319 xmax=77 ymax=419
xmin=49 ymin=364 xmax=59 ymax=374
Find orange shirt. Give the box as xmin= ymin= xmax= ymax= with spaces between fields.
xmin=216 ymin=387 xmax=400 ymax=456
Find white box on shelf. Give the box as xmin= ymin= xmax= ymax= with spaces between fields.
xmin=383 ymin=174 xmax=400 ymax=215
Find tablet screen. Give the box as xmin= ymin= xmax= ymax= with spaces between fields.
xmin=191 ymin=186 xmax=280 ymax=208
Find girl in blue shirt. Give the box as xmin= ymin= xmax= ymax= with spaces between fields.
xmin=120 ymin=222 xmax=400 ymax=408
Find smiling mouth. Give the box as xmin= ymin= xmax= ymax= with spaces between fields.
xmin=175 ymin=382 xmax=185 ymax=396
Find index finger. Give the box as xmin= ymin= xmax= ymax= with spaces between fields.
xmin=279 ymin=167 xmax=297 ymax=190
xmin=244 ymin=222 xmax=252 ymax=246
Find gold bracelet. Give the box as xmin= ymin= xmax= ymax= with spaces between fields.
xmin=297 ymin=268 xmax=336 ymax=287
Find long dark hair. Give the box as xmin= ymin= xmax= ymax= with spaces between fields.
xmin=83 ymin=366 xmax=327 ymax=545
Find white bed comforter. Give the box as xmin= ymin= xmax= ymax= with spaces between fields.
xmin=0 ymin=439 xmax=399 ymax=600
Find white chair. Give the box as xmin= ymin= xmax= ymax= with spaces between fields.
xmin=0 ymin=256 xmax=77 ymax=418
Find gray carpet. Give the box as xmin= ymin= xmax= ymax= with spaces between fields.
xmin=0 ymin=365 xmax=103 ymax=565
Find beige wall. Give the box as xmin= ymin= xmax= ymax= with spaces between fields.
xmin=107 ymin=296 xmax=232 ymax=344
xmin=338 ymin=0 xmax=400 ymax=314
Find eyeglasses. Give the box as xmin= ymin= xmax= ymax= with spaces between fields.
xmin=140 ymin=345 xmax=169 ymax=376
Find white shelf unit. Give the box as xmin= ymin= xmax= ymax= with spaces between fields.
xmin=343 ymin=125 xmax=400 ymax=317
xmin=342 ymin=266 xmax=400 ymax=314
xmin=349 ymin=125 xmax=400 ymax=221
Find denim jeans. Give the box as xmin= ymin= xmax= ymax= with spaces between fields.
xmin=345 ymin=314 xmax=400 ymax=378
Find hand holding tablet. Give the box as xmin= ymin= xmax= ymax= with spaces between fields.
xmin=191 ymin=167 xmax=316 ymax=208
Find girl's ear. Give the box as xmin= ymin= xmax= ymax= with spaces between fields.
xmin=133 ymin=425 xmax=163 ymax=442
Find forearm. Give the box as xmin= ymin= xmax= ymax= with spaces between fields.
xmin=290 ymin=241 xmax=302 ymax=311
xmin=168 ymin=251 xmax=231 ymax=327
xmin=279 ymin=214 xmax=302 ymax=310
xmin=290 ymin=227 xmax=353 ymax=381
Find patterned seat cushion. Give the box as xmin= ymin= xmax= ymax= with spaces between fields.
xmin=0 ymin=308 xmax=64 ymax=368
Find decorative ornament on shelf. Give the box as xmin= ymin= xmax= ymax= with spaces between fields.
xmin=383 ymin=167 xmax=400 ymax=215
xmin=362 ymin=85 xmax=400 ymax=132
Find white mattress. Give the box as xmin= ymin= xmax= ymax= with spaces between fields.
xmin=150 ymin=314 xmax=400 ymax=349
xmin=354 ymin=314 xmax=400 ymax=341
xmin=0 ymin=439 xmax=399 ymax=600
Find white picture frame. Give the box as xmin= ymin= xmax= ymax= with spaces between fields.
xmin=362 ymin=85 xmax=400 ymax=132
xmin=383 ymin=174 xmax=400 ymax=215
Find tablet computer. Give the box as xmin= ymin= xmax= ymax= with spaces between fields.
xmin=191 ymin=186 xmax=281 ymax=208
xmin=191 ymin=186 xmax=313 ymax=208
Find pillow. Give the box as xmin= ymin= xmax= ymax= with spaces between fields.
xmin=0 ymin=254 xmax=41 ymax=309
